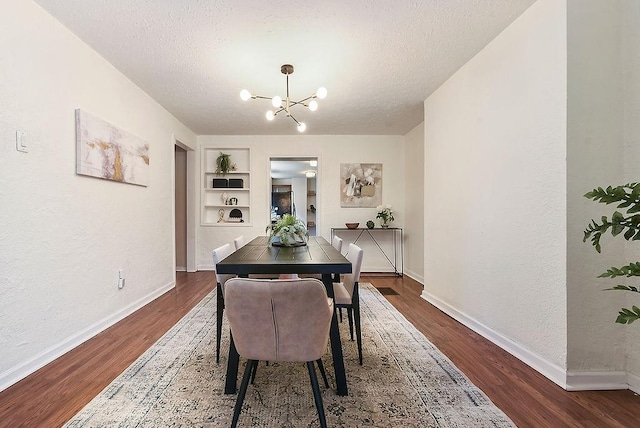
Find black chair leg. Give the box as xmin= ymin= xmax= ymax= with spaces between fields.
xmin=231 ymin=359 xmax=256 ymax=428
xmin=353 ymin=286 xmax=363 ymax=365
xmin=216 ymin=285 xmax=224 ymax=364
xmin=250 ymin=360 xmax=259 ymax=384
xmin=316 ymin=358 xmax=330 ymax=388
xmin=354 ymin=304 xmax=363 ymax=365
xmin=306 ymin=361 xmax=327 ymax=428
xmin=347 ymin=307 xmax=354 ymax=341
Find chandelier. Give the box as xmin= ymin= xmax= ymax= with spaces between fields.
xmin=240 ymin=64 xmax=327 ymax=133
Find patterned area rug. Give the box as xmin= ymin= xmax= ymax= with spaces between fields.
xmin=64 ymin=284 xmax=514 ymax=427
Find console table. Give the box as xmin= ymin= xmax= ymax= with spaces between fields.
xmin=331 ymin=227 xmax=403 ymax=276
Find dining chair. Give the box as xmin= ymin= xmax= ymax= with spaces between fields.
xmin=224 ymin=278 xmax=334 ymax=428
xmin=233 ymin=235 xmax=245 ymax=250
xmin=333 ymin=243 xmax=365 ymax=365
xmin=212 ymin=243 xmax=235 ymax=364
xmin=301 ymin=235 xmax=343 ymax=281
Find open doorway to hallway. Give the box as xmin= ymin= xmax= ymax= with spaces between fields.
xmin=175 ymin=145 xmax=187 ymax=271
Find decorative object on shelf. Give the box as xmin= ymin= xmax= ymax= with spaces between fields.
xmin=376 ymin=204 xmax=394 ymax=228
xmin=345 ymin=223 xmax=359 ymax=229
xmin=228 ymin=178 xmax=244 ymax=188
xmin=228 ymin=208 xmax=244 ymax=223
xmin=366 ymin=220 xmax=375 ymax=229
xmin=240 ymin=64 xmax=327 ymax=133
xmin=215 ymin=152 xmax=232 ymax=175
xmin=217 ymin=209 xmax=225 ymax=223
xmin=583 ymin=183 xmax=640 ymax=324
xmin=310 ymin=204 xmax=316 ymax=213
xmin=267 ymin=213 xmax=308 ymax=246
xmin=340 ymin=163 xmax=382 ymax=207
xmin=228 ymin=197 xmax=238 ymax=205
xmin=213 ymin=178 xmax=228 ymax=188
xmin=221 ymin=192 xmax=229 ymax=205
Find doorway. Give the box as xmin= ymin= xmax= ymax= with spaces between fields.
xmin=269 ymin=157 xmax=318 ymax=236
xmin=175 ymin=145 xmax=187 ymax=271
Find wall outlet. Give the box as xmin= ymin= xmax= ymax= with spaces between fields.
xmin=118 ymin=269 xmax=125 ymax=289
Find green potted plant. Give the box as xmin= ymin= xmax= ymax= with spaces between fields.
xmin=583 ymin=183 xmax=640 ymax=324
xmin=215 ymin=152 xmax=232 ymax=176
xmin=267 ymin=214 xmax=309 ymax=246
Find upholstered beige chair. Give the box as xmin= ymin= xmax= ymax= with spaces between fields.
xmin=212 ymin=243 xmax=235 ymax=364
xmin=224 ymin=278 xmax=334 ymax=428
xmin=333 ymin=243 xmax=365 ymax=365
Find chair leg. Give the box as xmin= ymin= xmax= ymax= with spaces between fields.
xmin=353 ymin=289 xmax=363 ymax=365
xmin=216 ymin=285 xmax=224 ymax=364
xmin=347 ymin=307 xmax=354 ymax=341
xmin=231 ymin=359 xmax=256 ymax=428
xmin=306 ymin=361 xmax=328 ymax=428
xmin=250 ymin=360 xmax=259 ymax=384
xmin=316 ymin=358 xmax=330 ymax=388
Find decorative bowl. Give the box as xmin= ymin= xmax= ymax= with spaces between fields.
xmin=345 ymin=222 xmax=359 ymax=229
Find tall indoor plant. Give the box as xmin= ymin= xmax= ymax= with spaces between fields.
xmin=583 ymin=183 xmax=640 ymax=324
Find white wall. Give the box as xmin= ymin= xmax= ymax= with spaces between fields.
xmin=567 ymin=0 xmax=640 ymax=391
xmin=196 ymin=135 xmax=405 ymax=274
xmin=404 ymin=122 xmax=425 ymax=282
xmin=423 ymin=0 xmax=568 ymax=387
xmin=0 ymin=0 xmax=196 ymax=391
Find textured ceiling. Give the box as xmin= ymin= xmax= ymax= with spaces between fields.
xmin=33 ymin=0 xmax=535 ymax=136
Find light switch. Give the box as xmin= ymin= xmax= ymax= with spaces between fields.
xmin=16 ymin=130 xmax=27 ymax=153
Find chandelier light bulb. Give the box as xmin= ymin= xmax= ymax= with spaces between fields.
xmin=240 ymin=89 xmax=251 ymax=101
xmin=266 ymin=110 xmax=275 ymax=121
xmin=316 ymin=87 xmax=327 ymax=99
xmin=308 ymin=100 xmax=318 ymax=111
xmin=297 ymin=122 xmax=306 ymax=132
xmin=272 ymin=96 xmax=282 ymax=108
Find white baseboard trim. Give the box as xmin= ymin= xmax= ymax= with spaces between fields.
xmin=198 ymin=264 xmax=215 ymax=271
xmin=565 ymin=370 xmax=628 ymax=391
xmin=176 ymin=266 xmax=187 ymax=272
xmin=629 ymin=372 xmax=640 ymax=394
xmin=403 ymin=269 xmax=424 ymax=284
xmin=420 ymin=289 xmax=568 ymax=389
xmin=0 ymin=281 xmax=175 ymax=393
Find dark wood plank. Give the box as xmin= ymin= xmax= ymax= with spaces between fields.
xmin=1 ymin=271 xmax=639 ymax=427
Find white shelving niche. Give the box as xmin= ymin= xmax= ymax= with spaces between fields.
xmin=201 ymin=147 xmax=251 ymax=226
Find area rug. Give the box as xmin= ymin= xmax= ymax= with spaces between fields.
xmin=64 ymin=284 xmax=515 ymax=427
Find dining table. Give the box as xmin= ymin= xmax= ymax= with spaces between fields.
xmin=215 ymin=235 xmax=352 ymax=396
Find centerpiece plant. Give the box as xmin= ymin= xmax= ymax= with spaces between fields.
xmin=267 ymin=214 xmax=309 ymax=246
xmin=583 ymin=183 xmax=640 ymax=324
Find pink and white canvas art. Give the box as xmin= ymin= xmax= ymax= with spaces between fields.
xmin=76 ymin=109 xmax=149 ymax=186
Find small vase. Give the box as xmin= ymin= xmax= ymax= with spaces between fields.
xmin=380 ymin=218 xmax=391 ymax=228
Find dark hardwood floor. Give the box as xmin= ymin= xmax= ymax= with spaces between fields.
xmin=0 ymin=271 xmax=638 ymax=427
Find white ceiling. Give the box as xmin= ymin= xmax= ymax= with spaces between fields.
xmin=33 ymin=0 xmax=535 ymax=136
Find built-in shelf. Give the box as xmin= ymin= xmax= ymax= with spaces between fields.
xmin=201 ymin=147 xmax=251 ymax=226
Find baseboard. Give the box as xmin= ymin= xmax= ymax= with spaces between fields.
xmin=403 ymin=269 xmax=424 ymax=284
xmin=565 ymin=370 xmax=628 ymax=391
xmin=0 ymin=281 xmax=175 ymax=393
xmin=420 ymin=289 xmax=567 ymax=389
xmin=176 ymin=266 xmax=187 ymax=272
xmin=629 ymin=371 xmax=640 ymax=394
xmin=198 ymin=264 xmax=215 ymax=271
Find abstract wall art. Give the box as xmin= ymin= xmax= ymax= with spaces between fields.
xmin=76 ymin=109 xmax=149 ymax=186
xmin=340 ymin=163 xmax=382 ymax=207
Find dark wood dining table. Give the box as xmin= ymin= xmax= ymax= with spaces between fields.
xmin=215 ymin=235 xmax=352 ymax=396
